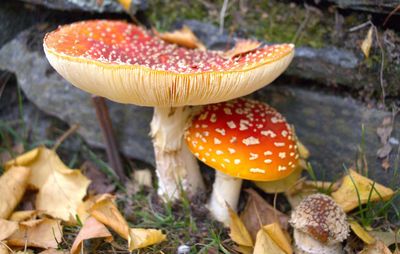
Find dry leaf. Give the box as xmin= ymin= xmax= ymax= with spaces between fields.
xmin=39 ymin=249 xmax=68 ymax=254
xmin=254 ymin=168 xmax=303 ymax=193
xmin=4 ymin=148 xmax=39 ymax=173
xmin=361 ymin=26 xmax=373 ymax=58
xmin=0 ymin=244 xmax=9 ymax=254
xmin=0 ymin=219 xmax=18 ymax=241
xmin=9 ymin=210 xmax=42 ymax=222
xmin=71 ymin=217 xmax=113 ymax=254
xmin=240 ymin=189 xmax=289 ymax=240
xmin=253 ymin=227 xmax=286 ymax=254
xmin=359 ymin=240 xmax=392 ymax=254
xmin=7 ymin=218 xmax=62 ymax=249
xmin=0 ymin=166 xmax=30 ymax=219
xmin=331 ymin=169 xmax=394 ymax=212
xmin=117 ymin=0 xmax=131 ymax=11
xmin=263 ymin=224 xmax=293 ymax=254
xmin=88 ymin=194 xmax=130 ymax=239
xmin=369 ymin=230 xmax=400 ymax=247
xmin=234 ymin=245 xmax=253 ymax=254
xmin=349 ymin=220 xmax=375 ymax=245
xmin=128 ymin=228 xmax=166 ymax=251
xmin=223 ymin=40 xmax=261 ymax=59
xmin=157 ymin=26 xmax=205 ymax=50
xmin=228 ymin=204 xmax=253 ymax=248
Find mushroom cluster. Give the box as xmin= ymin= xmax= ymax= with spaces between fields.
xmin=290 ymin=193 xmax=349 ymax=254
xmin=43 ymin=20 xmax=295 ymax=200
xmin=185 ymin=98 xmax=301 ymax=224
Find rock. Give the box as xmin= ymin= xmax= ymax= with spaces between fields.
xmin=18 ymin=0 xmax=147 ymax=13
xmin=0 ymin=25 xmax=399 ymax=188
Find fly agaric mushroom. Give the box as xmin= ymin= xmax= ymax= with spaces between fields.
xmin=185 ymin=98 xmax=300 ymax=225
xmin=290 ymin=193 xmax=349 ymax=254
xmin=43 ymin=20 xmax=295 ymax=200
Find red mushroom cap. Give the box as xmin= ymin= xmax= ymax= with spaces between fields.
xmin=43 ymin=20 xmax=295 ymax=107
xmin=185 ymin=98 xmax=300 ymax=181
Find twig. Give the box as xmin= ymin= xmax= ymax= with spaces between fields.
xmin=0 ymin=72 xmax=11 ymax=99
xmin=292 ymin=4 xmax=311 ymax=44
xmin=349 ymin=20 xmax=372 ymax=32
xmin=52 ymin=124 xmax=80 ymax=151
xmin=219 ymin=0 xmax=229 ymax=35
xmin=92 ymin=96 xmax=126 ymax=182
xmin=383 ymin=4 xmax=400 ymax=26
xmin=373 ymin=26 xmax=386 ymax=106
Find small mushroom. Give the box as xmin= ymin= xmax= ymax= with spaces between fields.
xmin=43 ymin=20 xmax=294 ymax=200
xmin=185 ymin=98 xmax=300 ymax=225
xmin=289 ymin=193 xmax=349 ymax=254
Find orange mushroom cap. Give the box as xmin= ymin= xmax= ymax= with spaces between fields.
xmin=185 ymin=98 xmax=300 ymax=181
xmin=43 ymin=20 xmax=295 ymax=107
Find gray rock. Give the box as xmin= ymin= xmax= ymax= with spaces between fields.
xmin=18 ymin=0 xmax=147 ymax=13
xmin=0 ymin=25 xmax=399 ymax=188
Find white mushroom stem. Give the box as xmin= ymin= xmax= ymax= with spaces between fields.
xmin=151 ymin=106 xmax=205 ymax=201
xmin=293 ymin=230 xmax=343 ymax=254
xmin=208 ymin=171 xmax=242 ymax=226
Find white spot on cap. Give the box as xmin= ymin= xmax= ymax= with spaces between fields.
xmin=264 ymin=159 xmax=272 ymax=164
xmin=224 ymin=158 xmax=231 ymax=163
xmin=215 ymin=128 xmax=226 ymax=136
xmin=278 ymin=166 xmax=287 ymax=171
xmin=235 ymin=108 xmax=244 ymax=115
xmin=228 ymin=148 xmax=236 ymax=154
xmin=271 ymin=117 xmax=279 ymax=123
xmin=274 ymin=142 xmax=285 ymax=147
xmin=214 ymin=138 xmax=221 ymax=145
xmin=198 ymin=145 xmax=204 ymax=150
xmin=210 ymin=113 xmax=217 ymax=123
xmin=261 ymin=130 xmax=276 ymax=138
xmin=281 ymin=130 xmax=288 ymax=137
xmin=227 ymin=121 xmax=236 ymax=129
xmin=216 ymin=150 xmax=224 ymax=155
xmin=203 ymin=131 xmax=209 ymax=136
xmin=230 ymin=137 xmax=237 ymax=143
xmin=290 ymin=152 xmax=295 ymax=157
xmin=194 ymin=153 xmax=199 ymax=157
xmin=279 ymin=152 xmax=286 ymax=159
xmin=224 ymin=108 xmax=232 ymax=115
xmin=250 ymin=168 xmax=265 ymax=173
xmin=242 ymin=136 xmax=260 ymax=146
xmin=199 ymin=112 xmax=208 ymax=120
xmin=201 ymin=124 xmax=208 ymax=128
xmin=264 ymin=151 xmax=273 ymax=156
xmin=249 ymin=153 xmax=259 ymax=160
xmin=211 ymin=158 xmax=216 ymax=162
xmin=240 ymin=120 xmax=250 ymax=131
xmin=234 ymin=159 xmax=241 ymax=165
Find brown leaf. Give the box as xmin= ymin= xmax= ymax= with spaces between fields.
xmin=9 ymin=210 xmax=42 ymax=222
xmin=240 ymin=189 xmax=289 ymax=240
xmin=7 ymin=218 xmax=62 ymax=249
xmin=81 ymin=161 xmax=115 ymax=195
xmin=0 ymin=166 xmax=30 ymax=219
xmin=0 ymin=219 xmax=18 ymax=241
xmin=228 ymin=204 xmax=253 ymax=248
xmin=331 ymin=169 xmax=395 ymax=212
xmin=128 ymin=228 xmax=166 ymax=251
xmin=71 ymin=217 xmax=113 ymax=254
xmin=156 ymin=26 xmax=205 ymax=50
xmin=223 ymin=40 xmax=261 ymax=59
xmin=88 ymin=194 xmax=130 ymax=239
xmin=361 ymin=26 xmax=373 ymax=58
xmin=377 ymin=143 xmax=392 ymax=159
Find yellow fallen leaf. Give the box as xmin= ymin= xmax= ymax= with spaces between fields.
xmin=128 ymin=228 xmax=166 ymax=251
xmin=234 ymin=245 xmax=253 ymax=254
xmin=0 ymin=244 xmax=9 ymax=254
xmin=331 ymin=169 xmax=394 ymax=212
xmin=0 ymin=166 xmax=30 ymax=219
xmin=156 ymin=26 xmax=205 ymax=50
xmin=88 ymin=194 xmax=130 ymax=239
xmin=4 ymin=148 xmax=39 ymax=171
xmin=361 ymin=26 xmax=373 ymax=58
xmin=254 ymin=167 xmax=303 ymax=193
xmin=349 ymin=220 xmax=375 ymax=245
xmin=7 ymin=218 xmax=62 ymax=249
xmin=117 ymin=0 xmax=131 ymax=11
xmin=223 ymin=40 xmax=261 ymax=59
xmin=0 ymin=219 xmax=18 ymax=241
xmin=359 ymin=240 xmax=392 ymax=254
xmin=263 ymin=224 xmax=293 ymax=254
xmin=9 ymin=210 xmax=42 ymax=222
xmin=71 ymin=217 xmax=113 ymax=254
xmin=228 ymin=205 xmax=253 ymax=248
xmin=369 ymin=230 xmax=400 ymax=247
xmin=253 ymin=227 xmax=286 ymax=254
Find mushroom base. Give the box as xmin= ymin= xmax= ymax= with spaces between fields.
xmin=208 ymin=171 xmax=242 ymax=226
xmin=151 ymin=106 xmax=205 ymax=201
xmin=293 ymin=229 xmax=343 ymax=254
